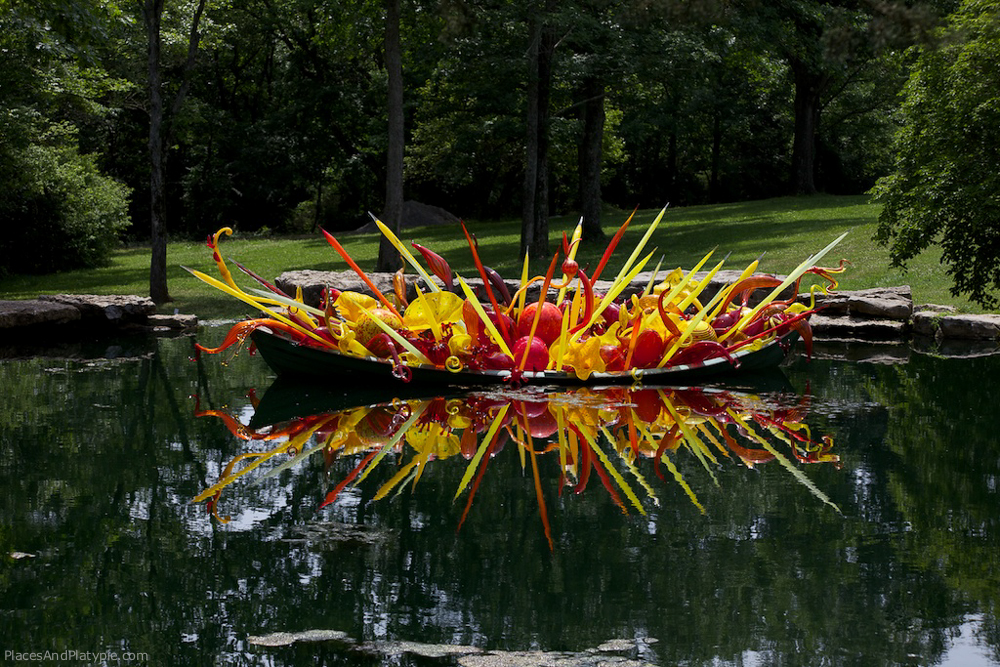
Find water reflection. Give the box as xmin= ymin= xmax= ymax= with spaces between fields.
xmin=193 ymin=383 xmax=841 ymax=547
xmin=1 ymin=333 xmax=998 ymax=666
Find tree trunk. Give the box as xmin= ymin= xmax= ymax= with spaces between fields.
xmin=578 ymin=76 xmax=606 ymax=242
xmin=521 ymin=19 xmax=553 ymax=261
xmin=709 ymin=112 xmax=722 ymax=203
xmin=521 ymin=18 xmax=541 ymax=261
xmin=143 ymin=0 xmax=205 ymax=305
xmin=312 ymin=179 xmax=322 ymax=232
xmin=790 ymin=60 xmax=824 ymax=196
xmin=666 ymin=130 xmax=678 ymax=198
xmin=144 ymin=0 xmax=170 ymax=305
xmin=377 ymin=0 xmax=404 ymax=273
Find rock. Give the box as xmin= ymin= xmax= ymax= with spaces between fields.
xmin=911 ymin=336 xmax=1000 ymax=358
xmin=354 ymin=200 xmax=461 ymax=233
xmin=811 ymin=340 xmax=911 ymax=364
xmin=630 ymin=269 xmax=796 ymax=306
xmin=364 ymin=641 xmax=483 ymax=659
xmin=911 ymin=304 xmax=957 ymax=337
xmin=911 ymin=310 xmax=1000 ymax=340
xmin=808 ymin=286 xmax=913 ymax=320
xmin=38 ymin=294 xmax=155 ymax=326
xmin=937 ymin=313 xmax=1000 ymax=340
xmin=848 ymin=286 xmax=913 ymax=320
xmin=148 ymin=313 xmax=199 ymax=330
xmin=1 ymin=294 xmax=192 ymax=346
xmin=696 ymin=270 xmax=796 ymax=306
xmin=0 ymin=299 xmax=81 ymax=330
xmin=276 ymin=270 xmax=448 ymax=307
xmin=279 ymin=266 xmax=799 ymax=314
xmin=276 ymin=270 xmax=381 ymax=307
xmin=276 ymin=269 xmax=530 ymax=310
xmin=911 ymin=310 xmax=946 ymax=337
xmin=247 ymin=629 xmax=352 ymax=647
xmin=808 ymin=291 xmax=851 ymax=315
xmin=810 ymin=313 xmax=908 ymax=340
xmin=915 ymin=303 xmax=958 ymax=314
xmin=401 ymin=200 xmax=461 ymax=228
xmin=271 ymin=267 xmax=1000 ymax=349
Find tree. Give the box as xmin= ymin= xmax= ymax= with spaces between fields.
xmin=405 ymin=2 xmax=536 ymax=221
xmin=141 ymin=0 xmax=207 ymax=304
xmin=195 ymin=0 xmax=385 ymax=235
xmin=740 ymin=0 xmax=936 ymax=196
xmin=577 ymin=74 xmax=606 ymax=241
xmin=740 ymin=0 xmax=871 ymax=196
xmin=521 ymin=10 xmax=557 ymax=261
xmin=377 ymin=0 xmax=405 ymax=272
xmin=873 ymin=0 xmax=1000 ymax=308
xmin=565 ymin=0 xmax=626 ymax=243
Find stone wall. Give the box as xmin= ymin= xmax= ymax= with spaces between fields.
xmin=0 ymin=295 xmax=196 ymax=342
xmin=3 ymin=276 xmax=999 ymax=354
xmin=275 ymin=269 xmax=1000 ymax=344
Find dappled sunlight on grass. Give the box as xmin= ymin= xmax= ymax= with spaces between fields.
xmin=0 ymin=194 xmax=988 ymax=317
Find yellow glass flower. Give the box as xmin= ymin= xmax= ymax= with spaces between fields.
xmin=558 ymin=335 xmax=607 ymax=381
xmin=336 ymin=329 xmax=370 ymax=358
xmin=403 ymin=291 xmax=466 ymax=333
xmin=335 ymin=291 xmax=378 ymax=323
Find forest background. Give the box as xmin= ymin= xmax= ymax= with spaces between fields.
xmin=2 ymin=0 xmax=997 ymax=306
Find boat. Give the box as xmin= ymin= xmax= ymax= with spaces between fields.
xmin=248 ymin=326 xmax=801 ymax=386
xmin=190 ymin=208 xmax=848 ymax=387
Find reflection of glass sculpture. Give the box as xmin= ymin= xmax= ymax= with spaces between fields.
xmin=194 ymin=386 xmax=840 ymax=547
xmin=189 ymin=211 xmax=848 ymax=384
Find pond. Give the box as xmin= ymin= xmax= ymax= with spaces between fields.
xmin=1 ymin=327 xmax=998 ymax=666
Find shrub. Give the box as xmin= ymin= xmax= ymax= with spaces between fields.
xmin=872 ymin=0 xmax=1000 ymax=308
xmin=0 ymin=114 xmax=131 ymax=277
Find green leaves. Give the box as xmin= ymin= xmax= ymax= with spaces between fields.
xmin=873 ymin=0 xmax=1000 ymax=308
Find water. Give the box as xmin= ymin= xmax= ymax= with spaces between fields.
xmin=1 ymin=329 xmax=998 ymax=666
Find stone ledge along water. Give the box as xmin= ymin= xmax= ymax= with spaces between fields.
xmin=3 ymin=279 xmax=999 ymax=347
xmin=0 ymin=294 xmax=196 ymax=341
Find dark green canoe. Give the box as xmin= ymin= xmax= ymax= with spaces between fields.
xmin=248 ymin=328 xmax=801 ymax=387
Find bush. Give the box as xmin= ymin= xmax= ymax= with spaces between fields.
xmin=872 ymin=0 xmax=1000 ymax=308
xmin=0 ymin=114 xmax=131 ymax=277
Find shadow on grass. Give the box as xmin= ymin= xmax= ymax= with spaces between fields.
xmin=0 ymin=264 xmax=152 ymax=299
xmin=656 ymin=213 xmax=861 ymax=255
xmin=0 ymin=195 xmax=878 ymax=312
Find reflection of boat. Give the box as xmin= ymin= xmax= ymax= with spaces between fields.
xmin=249 ymin=328 xmax=801 ymax=386
xmin=247 ymin=369 xmax=796 ymax=429
xmin=194 ymin=384 xmax=841 ymax=546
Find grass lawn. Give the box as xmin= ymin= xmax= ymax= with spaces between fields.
xmin=0 ymin=194 xmax=986 ymax=319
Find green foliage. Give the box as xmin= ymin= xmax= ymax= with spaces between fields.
xmin=872 ymin=0 xmax=1000 ymax=308
xmin=612 ymin=19 xmax=798 ymax=206
xmin=0 ymin=1 xmax=133 ymax=275
xmin=0 ymin=0 xmax=949 ymax=269
xmin=0 ymin=114 xmax=131 ymax=276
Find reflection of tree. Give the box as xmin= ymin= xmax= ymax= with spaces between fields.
xmin=851 ymin=354 xmax=1000 ymax=645
xmin=0 ymin=338 xmax=277 ymax=663
xmin=776 ymin=353 xmax=1000 ymax=665
xmin=2 ymin=341 xmax=999 ymax=666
